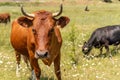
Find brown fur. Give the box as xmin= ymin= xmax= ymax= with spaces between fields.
xmin=10 ymin=10 xmax=70 ymax=80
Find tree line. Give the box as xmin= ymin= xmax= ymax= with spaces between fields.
xmin=103 ymin=0 xmax=120 ymax=3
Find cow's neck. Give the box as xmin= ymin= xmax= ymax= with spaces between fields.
xmin=87 ymin=33 xmax=96 ymax=46
xmin=42 ymin=28 xmax=62 ymax=66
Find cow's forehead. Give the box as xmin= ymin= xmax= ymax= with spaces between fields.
xmin=34 ymin=10 xmax=52 ymax=17
xmin=32 ymin=10 xmax=55 ymax=30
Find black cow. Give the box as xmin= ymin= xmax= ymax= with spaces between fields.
xmin=82 ymin=25 xmax=120 ymax=57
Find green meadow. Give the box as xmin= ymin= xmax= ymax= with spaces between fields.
xmin=1 ymin=0 xmax=120 ymax=80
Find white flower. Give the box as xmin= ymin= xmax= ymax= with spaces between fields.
xmin=72 ymin=73 xmax=80 ymax=77
xmin=0 ymin=60 xmax=3 ymax=64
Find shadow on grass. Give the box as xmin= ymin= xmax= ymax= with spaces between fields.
xmin=84 ymin=48 xmax=120 ymax=60
xmin=84 ymin=45 xmax=120 ymax=60
xmin=95 ymin=48 xmax=119 ymax=58
xmin=29 ymin=76 xmax=54 ymax=80
xmin=40 ymin=76 xmax=54 ymax=80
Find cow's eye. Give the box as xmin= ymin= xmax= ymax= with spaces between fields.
xmin=48 ymin=28 xmax=54 ymax=37
xmin=32 ymin=29 xmax=36 ymax=35
xmin=50 ymin=28 xmax=54 ymax=33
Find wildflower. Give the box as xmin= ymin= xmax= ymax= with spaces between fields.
xmin=0 ymin=60 xmax=3 ymax=64
xmin=72 ymin=73 xmax=80 ymax=77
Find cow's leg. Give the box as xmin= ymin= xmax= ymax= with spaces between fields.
xmin=103 ymin=39 xmax=111 ymax=57
xmin=22 ymin=55 xmax=31 ymax=70
xmin=104 ymin=43 xmax=112 ymax=57
xmin=15 ymin=51 xmax=21 ymax=77
xmin=54 ymin=54 xmax=61 ymax=80
xmin=8 ymin=17 xmax=10 ymax=22
xmin=105 ymin=41 xmax=114 ymax=64
xmin=29 ymin=57 xmax=41 ymax=80
xmin=100 ymin=46 xmax=103 ymax=55
xmin=113 ymin=45 xmax=119 ymax=54
xmin=98 ymin=46 xmax=104 ymax=57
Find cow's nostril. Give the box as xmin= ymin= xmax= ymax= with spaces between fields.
xmin=44 ymin=52 xmax=48 ymax=57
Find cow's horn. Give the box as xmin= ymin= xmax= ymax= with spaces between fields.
xmin=53 ymin=4 xmax=63 ymax=17
xmin=21 ymin=5 xmax=35 ymax=18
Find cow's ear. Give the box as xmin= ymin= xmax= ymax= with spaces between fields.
xmin=18 ymin=16 xmax=33 ymax=27
xmin=56 ymin=16 xmax=70 ymax=28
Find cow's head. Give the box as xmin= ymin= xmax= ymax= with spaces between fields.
xmin=82 ymin=42 xmax=92 ymax=55
xmin=21 ymin=4 xmax=70 ymax=59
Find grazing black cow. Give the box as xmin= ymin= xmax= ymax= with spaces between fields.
xmin=82 ymin=25 xmax=120 ymax=57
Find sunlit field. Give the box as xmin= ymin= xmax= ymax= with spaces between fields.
xmin=1 ymin=0 xmax=120 ymax=80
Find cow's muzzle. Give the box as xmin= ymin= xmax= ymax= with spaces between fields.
xmin=35 ymin=50 xmax=49 ymax=59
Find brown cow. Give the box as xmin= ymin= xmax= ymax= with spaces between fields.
xmin=10 ymin=4 xmax=70 ymax=80
xmin=0 ymin=13 xmax=10 ymax=24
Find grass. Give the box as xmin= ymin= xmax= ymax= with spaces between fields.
xmin=1 ymin=0 xmax=120 ymax=80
